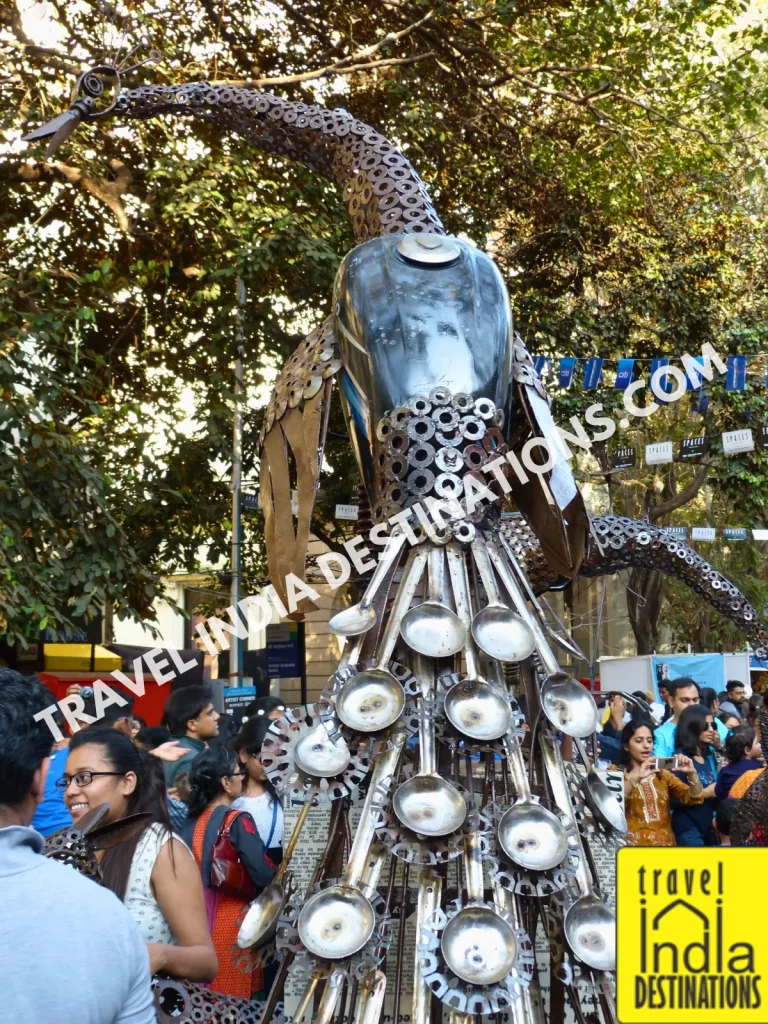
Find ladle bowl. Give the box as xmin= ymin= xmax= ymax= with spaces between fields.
xmin=298 ymin=885 xmax=376 ymax=960
xmin=497 ymin=801 xmax=569 ymax=872
xmin=471 ymin=606 xmax=536 ymax=663
xmin=328 ymin=602 xmax=377 ymax=637
xmin=392 ymin=774 xmax=467 ymax=837
xmin=400 ymin=600 xmax=466 ymax=659
xmin=444 ymin=679 xmax=511 ymax=742
xmin=237 ymin=881 xmax=284 ymax=948
xmin=336 ymin=670 xmax=405 ymax=733
xmin=581 ymin=761 xmax=626 ymax=833
xmin=564 ymin=895 xmax=616 ymax=972
xmin=540 ymin=672 xmax=599 ymax=739
xmin=293 ymin=726 xmax=351 ymax=778
xmin=440 ymin=906 xmax=519 ymax=986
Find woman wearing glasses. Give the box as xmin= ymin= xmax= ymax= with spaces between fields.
xmin=181 ymin=747 xmax=277 ymax=999
xmin=62 ymin=727 xmax=217 ymax=981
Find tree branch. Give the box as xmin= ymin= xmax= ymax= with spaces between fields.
xmin=220 ymin=51 xmax=435 ymax=89
xmin=11 ymin=158 xmax=133 ymax=232
xmin=648 ymin=461 xmax=710 ymax=522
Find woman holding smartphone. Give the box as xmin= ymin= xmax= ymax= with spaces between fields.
xmin=618 ymin=720 xmax=704 ymax=846
xmin=671 ymin=705 xmax=720 ymax=846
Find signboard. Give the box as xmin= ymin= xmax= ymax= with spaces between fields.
xmin=223 ymin=684 xmax=257 ymax=718
xmin=691 ymin=526 xmax=716 ymax=541
xmin=266 ymin=622 xmax=303 ymax=678
xmin=645 ymin=441 xmax=673 ymax=465
xmin=759 ymin=425 xmax=768 ymax=449
xmin=610 ymin=446 xmax=636 ymax=470
xmin=724 ymin=527 xmax=748 ymax=541
xmin=661 ymin=525 xmax=688 ymax=540
xmin=678 ymin=435 xmax=707 ymax=460
xmin=242 ymin=493 xmax=260 ymax=511
xmin=334 ymin=503 xmax=359 ymax=521
xmin=722 ymin=428 xmax=754 ymax=454
xmin=753 ymin=529 xmax=768 ymax=541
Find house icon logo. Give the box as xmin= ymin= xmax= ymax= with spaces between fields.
xmin=617 ymin=850 xmax=764 ymax=1022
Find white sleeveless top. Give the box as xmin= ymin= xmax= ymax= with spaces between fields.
xmin=125 ymin=823 xmax=183 ymax=945
xmin=231 ymin=792 xmax=284 ymax=848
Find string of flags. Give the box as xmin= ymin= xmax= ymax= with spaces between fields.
xmin=608 ymin=425 xmax=768 ymax=471
xmin=533 ymin=354 xmax=757 ymax=397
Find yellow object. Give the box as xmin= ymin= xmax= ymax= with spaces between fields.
xmin=617 ymin=847 xmax=768 ymax=1021
xmin=43 ymin=644 xmax=122 ymax=672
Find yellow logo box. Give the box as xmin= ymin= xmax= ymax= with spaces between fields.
xmin=617 ymin=848 xmax=767 ymax=1023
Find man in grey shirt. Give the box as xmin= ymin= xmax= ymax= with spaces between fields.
xmin=0 ymin=670 xmax=155 ymax=1024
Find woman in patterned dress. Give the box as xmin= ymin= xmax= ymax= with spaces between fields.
xmin=182 ymin=747 xmax=277 ymax=999
xmin=63 ymin=727 xmax=217 ymax=980
xmin=617 ymin=720 xmax=704 ymax=846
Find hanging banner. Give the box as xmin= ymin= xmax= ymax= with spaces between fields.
xmin=723 ymin=527 xmax=748 ymax=541
xmin=759 ymin=425 xmax=768 ymax=448
xmin=722 ymin=428 xmax=754 ymax=454
xmin=693 ymin=389 xmax=710 ymax=414
xmin=650 ymin=357 xmax=674 ymax=403
xmin=582 ymin=357 xmax=604 ymax=389
xmin=558 ymin=357 xmax=577 ymax=388
xmin=610 ymin=447 xmax=636 ymax=470
xmin=645 ymin=441 xmax=674 ymax=465
xmin=614 ymin=359 xmax=635 ymax=390
xmin=685 ymin=355 xmax=707 ymax=390
xmin=754 ymin=529 xmax=768 ymax=541
xmin=532 ymin=355 xmax=548 ymax=377
xmin=242 ymin=493 xmax=260 ymax=511
xmin=726 ymin=354 xmax=747 ymax=391
xmin=662 ymin=526 xmax=688 ymax=540
xmin=678 ymin=436 xmax=707 ymax=460
xmin=334 ymin=504 xmax=359 ymax=521
xmin=691 ymin=526 xmax=717 ymax=541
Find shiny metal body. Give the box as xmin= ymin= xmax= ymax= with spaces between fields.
xmin=540 ymin=672 xmax=599 ymax=739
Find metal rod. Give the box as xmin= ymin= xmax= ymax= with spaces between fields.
xmin=230 ymin=276 xmax=246 ymax=687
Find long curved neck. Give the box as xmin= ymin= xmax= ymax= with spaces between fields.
xmin=112 ymin=83 xmax=444 ymax=243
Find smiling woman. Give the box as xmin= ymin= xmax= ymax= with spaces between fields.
xmin=64 ymin=727 xmax=217 ymax=981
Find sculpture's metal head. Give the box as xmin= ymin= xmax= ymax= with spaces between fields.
xmin=22 ymin=64 xmax=126 ymax=157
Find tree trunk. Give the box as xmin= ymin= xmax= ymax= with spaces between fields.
xmin=626 ymin=567 xmax=665 ymax=654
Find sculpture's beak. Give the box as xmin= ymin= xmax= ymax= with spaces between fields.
xmin=22 ymin=108 xmax=82 ymax=158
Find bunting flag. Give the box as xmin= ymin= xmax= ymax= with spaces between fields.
xmin=726 ymin=355 xmax=747 ymax=391
xmin=614 ymin=358 xmax=635 ymax=390
xmin=583 ymin=357 xmax=604 ymax=389
xmin=533 ymin=355 xmax=549 ymax=377
xmin=558 ymin=357 xmax=577 ymax=388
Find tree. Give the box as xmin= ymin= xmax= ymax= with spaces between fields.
xmin=2 ymin=0 xmax=768 ymax=644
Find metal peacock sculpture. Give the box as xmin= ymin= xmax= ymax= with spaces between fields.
xmin=24 ymin=55 xmax=768 ymax=1024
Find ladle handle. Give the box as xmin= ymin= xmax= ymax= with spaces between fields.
xmin=445 ymin=542 xmax=482 ymax=680
xmin=313 ymin=968 xmax=346 ymax=1024
xmin=413 ymin=868 xmax=442 ymax=1024
xmin=360 ymin=528 xmax=407 ymax=612
xmin=275 ymin=790 xmax=315 ymax=883
xmin=344 ymin=725 xmax=407 ymax=888
xmin=414 ymin=653 xmax=436 ymax=775
xmin=463 ymin=828 xmax=485 ymax=903
xmin=293 ymin=969 xmax=322 ymax=1022
xmin=471 ymin=535 xmax=503 ymax=606
xmin=539 ymin=729 xmax=593 ymax=898
xmin=427 ymin=544 xmax=445 ymax=604
xmin=502 ymin=733 xmax=533 ymax=803
xmin=486 ymin=540 xmax=560 ymax=677
xmin=355 ymin=969 xmax=388 ymax=1024
xmin=375 ymin=545 xmax=429 ymax=669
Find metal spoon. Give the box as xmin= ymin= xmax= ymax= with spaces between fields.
xmin=440 ymin=830 xmax=519 ymax=985
xmin=293 ymin=723 xmax=352 ymax=778
xmin=497 ymin=732 xmax=568 ymax=873
xmin=442 ymin=543 xmax=512 ymax=742
xmin=298 ymin=725 xmax=407 ymax=959
xmin=353 ymin=970 xmax=387 ymax=1024
xmin=237 ymin=790 xmax=315 ymax=949
xmin=470 ymin=535 xmax=536 ymax=663
xmin=413 ymin=868 xmax=442 ymax=1024
xmin=328 ymin=529 xmax=407 ymax=636
xmin=400 ymin=545 xmax=467 ymax=658
xmin=539 ymin=730 xmax=616 ymax=972
xmin=539 ymin=672 xmax=599 ymax=740
xmin=335 ymin=547 xmax=428 ymax=733
xmin=393 ymin=656 xmax=467 ymax=837
xmin=573 ymin=736 xmax=626 ymax=834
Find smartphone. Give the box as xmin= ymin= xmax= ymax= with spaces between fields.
xmin=650 ymin=756 xmax=680 ymax=771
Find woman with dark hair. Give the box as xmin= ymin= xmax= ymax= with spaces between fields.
xmin=63 ymin=727 xmax=216 ymax=980
xmin=232 ymin=716 xmax=284 ymax=861
xmin=715 ymin=726 xmax=764 ymax=800
xmin=616 ymin=720 xmax=702 ymax=846
xmin=671 ymin=705 xmax=719 ymax=846
xmin=182 ymin=747 xmax=277 ymax=999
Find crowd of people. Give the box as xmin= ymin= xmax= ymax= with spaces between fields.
xmin=601 ymin=676 xmax=768 ymax=847
xmin=0 ymin=670 xmax=286 ymax=1022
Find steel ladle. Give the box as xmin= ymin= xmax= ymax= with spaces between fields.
xmin=236 ymin=790 xmax=315 ymax=949
xmin=470 ymin=535 xmax=536 ymax=663
xmin=297 ymin=725 xmax=407 ymax=960
xmin=328 ymin=529 xmax=407 ymax=637
xmin=540 ymin=730 xmax=616 ymax=972
xmin=442 ymin=543 xmax=512 ymax=742
xmin=400 ymin=544 xmax=467 ymax=658
xmin=440 ymin=830 xmax=519 ymax=986
xmin=335 ymin=547 xmax=428 ymax=733
xmin=393 ymin=656 xmax=467 ymax=837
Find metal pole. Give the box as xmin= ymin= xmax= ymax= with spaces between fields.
xmin=230 ymin=276 xmax=246 ymax=688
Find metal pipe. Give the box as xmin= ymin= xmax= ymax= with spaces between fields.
xmin=230 ymin=276 xmax=246 ymax=688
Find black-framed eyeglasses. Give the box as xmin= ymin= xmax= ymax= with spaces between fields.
xmin=55 ymin=771 xmax=124 ymax=792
